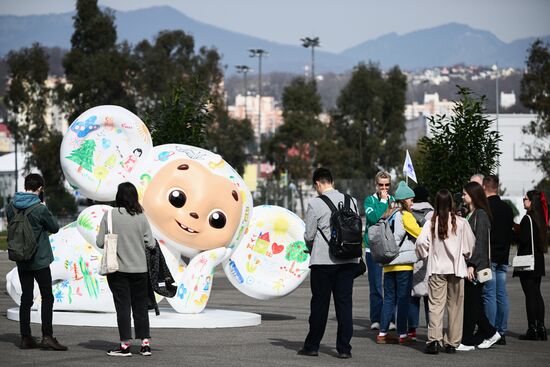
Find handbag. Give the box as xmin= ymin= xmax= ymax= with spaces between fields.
xmin=99 ymin=209 xmax=119 ymax=275
xmin=512 ymin=215 xmax=535 ymax=271
xmin=474 ymin=212 xmax=493 ymax=283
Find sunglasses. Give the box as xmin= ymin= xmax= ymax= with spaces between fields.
xmin=377 ymin=183 xmax=390 ymax=187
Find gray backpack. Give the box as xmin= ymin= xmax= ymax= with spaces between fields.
xmin=368 ymin=209 xmax=405 ymax=264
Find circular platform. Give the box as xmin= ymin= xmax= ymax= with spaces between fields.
xmin=7 ymin=307 xmax=261 ymax=328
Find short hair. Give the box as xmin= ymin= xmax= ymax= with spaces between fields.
xmin=470 ymin=173 xmax=484 ymax=185
xmin=24 ymin=173 xmax=45 ymax=191
xmin=375 ymin=171 xmax=391 ymax=184
xmin=312 ymin=167 xmax=333 ymax=186
xmin=483 ymin=175 xmax=499 ymax=192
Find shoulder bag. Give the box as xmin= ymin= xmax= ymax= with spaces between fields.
xmin=474 ymin=212 xmax=493 ymax=283
xmin=512 ymin=215 xmax=535 ymax=271
xmin=100 ymin=209 xmax=119 ymax=275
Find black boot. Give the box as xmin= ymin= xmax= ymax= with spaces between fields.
xmin=537 ymin=321 xmax=547 ymax=341
xmin=519 ymin=324 xmax=540 ymax=341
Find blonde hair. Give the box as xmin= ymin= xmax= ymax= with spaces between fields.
xmin=375 ymin=171 xmax=391 ymax=184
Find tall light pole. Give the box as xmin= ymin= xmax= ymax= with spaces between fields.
xmin=301 ymin=37 xmax=320 ymax=81
xmin=493 ymin=63 xmax=500 ymax=175
xmin=235 ymin=64 xmax=250 ymax=120
xmin=249 ymin=49 xmax=268 ymax=148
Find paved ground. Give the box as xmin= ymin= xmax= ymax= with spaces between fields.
xmin=1 ymin=251 xmax=549 ymax=367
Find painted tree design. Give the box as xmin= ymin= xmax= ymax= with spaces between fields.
xmin=284 ymin=241 xmax=309 ymax=274
xmin=66 ymin=139 xmax=96 ymax=172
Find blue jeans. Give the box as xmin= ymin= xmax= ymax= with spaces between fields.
xmin=366 ymin=252 xmax=383 ymax=323
xmin=381 ymin=270 xmax=413 ymax=335
xmin=482 ymin=262 xmax=509 ymax=335
xmin=408 ymin=296 xmax=429 ymax=330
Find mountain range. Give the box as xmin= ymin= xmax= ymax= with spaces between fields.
xmin=1 ymin=5 xmax=548 ymax=73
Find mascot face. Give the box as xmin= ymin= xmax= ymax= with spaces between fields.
xmin=142 ymin=159 xmax=243 ymax=250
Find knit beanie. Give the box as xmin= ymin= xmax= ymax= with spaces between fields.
xmin=394 ymin=181 xmax=415 ymax=200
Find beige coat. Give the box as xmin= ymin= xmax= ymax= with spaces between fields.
xmin=416 ymin=216 xmax=475 ymax=278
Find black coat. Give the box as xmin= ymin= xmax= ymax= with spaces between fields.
xmin=513 ymin=215 xmax=546 ymax=278
xmin=487 ymin=195 xmax=514 ymax=265
xmin=467 ymin=209 xmax=491 ymax=270
xmin=145 ymin=241 xmax=177 ymax=315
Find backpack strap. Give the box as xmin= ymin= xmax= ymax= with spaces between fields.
xmin=12 ymin=202 xmax=41 ymax=216
xmin=318 ymin=194 xmax=337 ymax=213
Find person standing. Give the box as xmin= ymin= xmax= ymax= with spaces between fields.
xmin=482 ymin=175 xmax=514 ymax=345
xmin=97 ymin=182 xmax=155 ymax=357
xmin=376 ymin=181 xmax=421 ymax=345
xmin=364 ymin=171 xmax=395 ymax=331
xmin=6 ymin=173 xmax=66 ymax=350
xmin=460 ymin=182 xmax=501 ymax=350
xmin=298 ymin=168 xmax=360 ymax=359
xmin=513 ymin=190 xmax=547 ymax=341
xmin=416 ymin=189 xmax=475 ymax=354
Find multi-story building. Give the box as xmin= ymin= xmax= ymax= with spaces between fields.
xmin=228 ymin=94 xmax=283 ymax=142
xmin=0 ymin=123 xmax=14 ymax=155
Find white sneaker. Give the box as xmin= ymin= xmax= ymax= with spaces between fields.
xmin=478 ymin=332 xmax=501 ymax=349
xmin=389 ymin=322 xmax=396 ymax=331
xmin=456 ymin=344 xmax=475 ymax=351
xmin=371 ymin=322 xmax=380 ymax=330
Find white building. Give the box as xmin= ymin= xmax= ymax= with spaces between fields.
xmin=228 ymin=94 xmax=283 ymax=142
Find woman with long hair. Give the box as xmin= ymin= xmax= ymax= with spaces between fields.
xmin=513 ymin=190 xmax=548 ymax=340
xmin=459 ymin=181 xmax=500 ymax=350
xmin=416 ymin=189 xmax=475 ymax=354
xmin=97 ymin=182 xmax=155 ymax=357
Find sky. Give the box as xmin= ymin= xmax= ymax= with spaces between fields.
xmin=1 ymin=0 xmax=549 ymax=53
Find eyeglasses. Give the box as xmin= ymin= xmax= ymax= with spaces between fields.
xmin=377 ymin=183 xmax=390 ymax=187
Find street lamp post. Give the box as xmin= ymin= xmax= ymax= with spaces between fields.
xmin=301 ymin=37 xmax=320 ymax=81
xmin=493 ymin=63 xmax=500 ymax=175
xmin=249 ymin=49 xmax=268 ymax=148
xmin=235 ymin=64 xmax=250 ymax=120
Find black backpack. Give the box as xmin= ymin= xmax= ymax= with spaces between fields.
xmin=317 ymin=194 xmax=363 ymax=259
xmin=7 ymin=203 xmax=41 ymax=262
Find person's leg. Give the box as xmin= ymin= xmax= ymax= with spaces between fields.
xmin=481 ymin=262 xmax=497 ymax=325
xmin=333 ymin=264 xmax=356 ymax=355
xmin=303 ymin=266 xmax=335 ymax=352
xmin=129 ymin=272 xmax=150 ymax=341
xmin=408 ymin=296 xmax=420 ymax=331
xmin=395 ymin=271 xmax=413 ymax=337
xmin=17 ymin=267 xmax=35 ymax=337
xmin=461 ymin=280 xmax=482 ymax=346
xmin=107 ymin=272 xmax=133 ymax=342
xmin=380 ymin=272 xmax=396 ymax=333
xmin=444 ymin=276 xmax=464 ymax=348
xmin=366 ymin=252 xmax=383 ymax=324
xmin=423 ymin=296 xmax=430 ymax=327
xmin=427 ymin=274 xmax=446 ymax=344
xmin=532 ymin=277 xmax=546 ymax=339
xmin=518 ymin=276 xmax=539 ymax=340
xmin=494 ymin=263 xmax=509 ymax=336
xmin=475 ymin=283 xmax=497 ymax=339
xmin=34 ymin=267 xmax=54 ymax=337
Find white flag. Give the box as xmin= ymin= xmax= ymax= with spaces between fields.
xmin=403 ymin=150 xmax=417 ymax=183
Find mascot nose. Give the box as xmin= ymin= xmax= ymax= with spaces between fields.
xmin=190 ymin=212 xmax=199 ymax=219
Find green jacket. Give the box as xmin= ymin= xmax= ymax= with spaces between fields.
xmin=363 ymin=193 xmax=394 ymax=248
xmin=7 ymin=192 xmax=60 ymax=271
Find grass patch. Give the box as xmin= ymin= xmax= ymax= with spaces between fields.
xmin=0 ymin=230 xmax=6 ymax=251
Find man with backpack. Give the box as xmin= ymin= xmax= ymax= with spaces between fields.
xmin=298 ymin=168 xmax=361 ymax=359
xmin=6 ymin=173 xmax=66 ymax=351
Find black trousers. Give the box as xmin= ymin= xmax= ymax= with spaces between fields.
xmin=107 ymin=272 xmax=150 ymax=341
xmin=519 ymin=276 xmax=545 ymax=326
xmin=17 ymin=266 xmax=54 ymax=337
xmin=462 ymin=280 xmax=496 ymax=346
xmin=303 ymin=263 xmax=357 ymax=354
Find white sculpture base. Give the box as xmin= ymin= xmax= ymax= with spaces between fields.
xmin=7 ymin=307 xmax=261 ymax=328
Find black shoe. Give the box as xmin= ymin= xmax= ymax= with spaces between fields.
xmin=107 ymin=345 xmax=132 ymax=357
xmin=424 ymin=341 xmax=439 ymax=355
xmin=297 ymin=348 xmax=318 ymax=357
xmin=537 ymin=323 xmax=547 ymax=341
xmin=496 ymin=336 xmax=506 ymax=345
xmin=337 ymin=352 xmax=352 ymax=359
xmin=40 ymin=336 xmax=68 ymax=351
xmin=140 ymin=345 xmax=152 ymax=356
xmin=519 ymin=325 xmax=540 ymax=341
xmin=444 ymin=345 xmax=456 ymax=354
xmin=19 ymin=336 xmax=38 ymax=349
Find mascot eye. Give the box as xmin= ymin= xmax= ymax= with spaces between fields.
xmin=168 ymin=190 xmax=186 ymax=208
xmin=208 ymin=210 xmax=227 ymax=229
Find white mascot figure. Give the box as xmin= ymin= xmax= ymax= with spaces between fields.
xmin=6 ymin=106 xmax=310 ymax=317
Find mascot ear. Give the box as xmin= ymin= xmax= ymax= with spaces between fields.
xmin=60 ymin=106 xmax=153 ymax=201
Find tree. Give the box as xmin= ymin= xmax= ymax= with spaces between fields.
xmin=520 ymin=39 xmax=550 ymax=177
xmin=144 ymin=82 xmax=213 ymax=148
xmin=417 ymin=86 xmax=501 ymax=197
xmin=61 ymin=0 xmax=134 ymax=122
xmin=321 ymin=63 xmax=407 ymax=178
xmin=65 ymin=140 xmax=96 ymax=173
xmin=4 ymin=43 xmax=50 ymax=168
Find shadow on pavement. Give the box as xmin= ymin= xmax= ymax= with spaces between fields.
xmin=0 ymin=333 xmax=20 ymax=348
xmin=260 ymin=313 xmax=296 ymax=321
xmin=269 ymin=338 xmax=337 ymax=356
